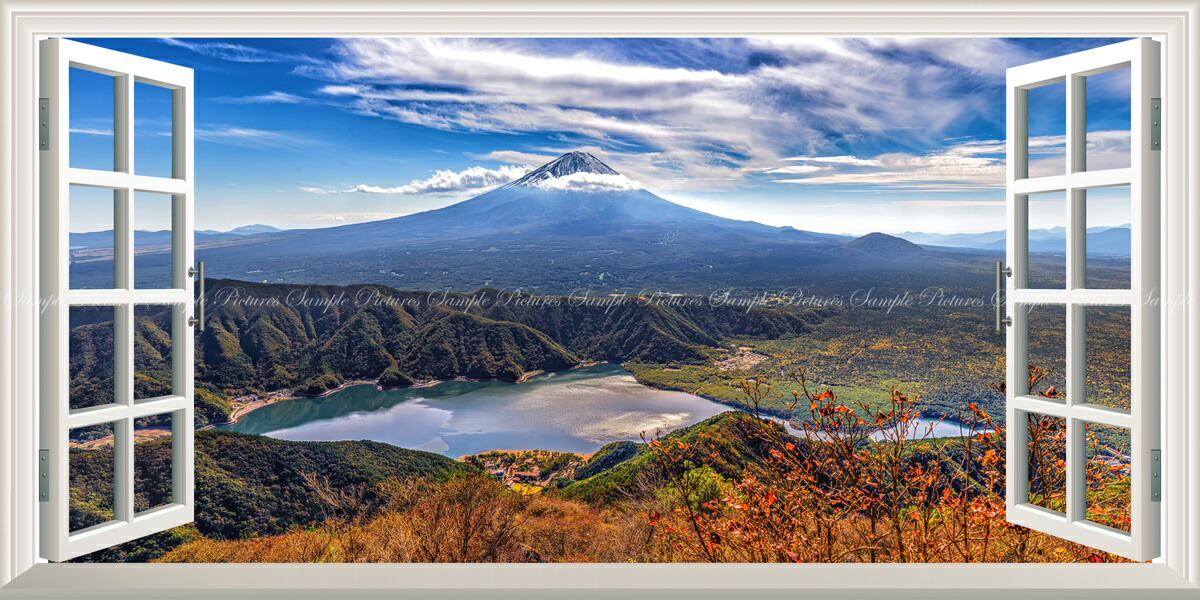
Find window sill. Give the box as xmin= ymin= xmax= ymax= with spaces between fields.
xmin=3 ymin=563 xmax=1199 ymax=600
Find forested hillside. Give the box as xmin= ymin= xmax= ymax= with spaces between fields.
xmin=69 ymin=279 xmax=825 ymax=426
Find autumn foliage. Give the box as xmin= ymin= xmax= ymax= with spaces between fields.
xmin=157 ymin=366 xmax=1132 ymax=563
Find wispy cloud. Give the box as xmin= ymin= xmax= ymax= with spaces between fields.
xmin=214 ymin=91 xmax=307 ymax=104
xmin=195 ymin=125 xmax=319 ymax=148
xmin=69 ymin=128 xmax=113 ymax=136
xmin=160 ymin=38 xmax=308 ymax=63
xmin=347 ymin=164 xmax=531 ymax=195
xmin=292 ymin=211 xmax=405 ymax=222
xmin=771 ymin=131 xmax=1130 ymax=192
xmin=298 ymin=37 xmax=1034 ymax=192
xmin=298 ymin=186 xmax=338 ymax=195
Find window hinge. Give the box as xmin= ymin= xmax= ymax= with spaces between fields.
xmin=39 ymin=449 xmax=49 ymax=502
xmin=1151 ymin=98 xmax=1161 ymax=152
xmin=39 ymin=99 xmax=50 ymax=152
xmin=1151 ymin=449 xmax=1161 ymax=502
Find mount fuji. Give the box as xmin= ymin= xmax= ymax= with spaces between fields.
xmin=79 ymin=152 xmax=1005 ymax=293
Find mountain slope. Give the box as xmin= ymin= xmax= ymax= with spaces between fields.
xmin=69 ymin=430 xmax=472 ymax=561
xmin=842 ymin=232 xmax=927 ymax=258
xmin=67 ymin=280 xmax=828 ymax=426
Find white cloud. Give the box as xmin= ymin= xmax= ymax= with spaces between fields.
xmin=347 ymin=164 xmax=531 ymax=195
xmin=529 ymin=172 xmax=642 ymax=193
xmin=215 ymin=91 xmax=306 ymax=104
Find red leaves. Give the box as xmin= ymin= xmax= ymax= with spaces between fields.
xmin=647 ymin=510 xmax=661 ymax=527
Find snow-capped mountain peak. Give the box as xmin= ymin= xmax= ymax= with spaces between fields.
xmin=506 ymin=152 xmax=641 ymax=192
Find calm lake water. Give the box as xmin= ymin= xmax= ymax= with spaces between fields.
xmin=219 ymin=364 xmax=979 ymax=456
xmin=219 ymin=364 xmax=729 ymax=457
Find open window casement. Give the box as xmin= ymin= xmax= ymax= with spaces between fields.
xmin=39 ymin=38 xmax=196 ymax=562
xmin=1004 ymin=38 xmax=1160 ymax=561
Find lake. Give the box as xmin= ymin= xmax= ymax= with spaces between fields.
xmin=219 ymin=364 xmax=980 ymax=456
xmin=219 ymin=364 xmax=730 ymax=457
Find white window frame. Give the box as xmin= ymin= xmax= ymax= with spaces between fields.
xmin=1 ymin=1 xmax=1198 ymax=597
xmin=38 ymin=37 xmax=196 ymax=563
xmin=1004 ymin=38 xmax=1161 ymax=561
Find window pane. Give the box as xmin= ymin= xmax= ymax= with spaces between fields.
xmin=1026 ymin=81 xmax=1066 ymax=178
xmin=1084 ymin=422 xmax=1132 ymax=533
xmin=1027 ymin=412 xmax=1067 ymax=513
xmin=69 ymin=185 xmax=116 ymax=290
xmin=1084 ymin=306 xmax=1132 ymax=412
xmin=69 ymin=305 xmax=116 ymax=410
xmin=133 ymin=192 xmax=176 ymax=290
xmin=134 ymin=304 xmax=174 ymax=401
xmin=134 ymin=412 xmax=174 ymax=514
xmin=69 ymin=421 xmax=116 ymax=532
xmin=134 ymin=82 xmax=175 ymax=178
xmin=1025 ymin=304 xmax=1066 ymax=398
xmin=1025 ymin=191 xmax=1066 ymax=289
xmin=1084 ymin=67 xmax=1131 ymax=171
xmin=68 ymin=67 xmax=115 ymax=171
xmin=1085 ymin=186 xmax=1131 ymax=289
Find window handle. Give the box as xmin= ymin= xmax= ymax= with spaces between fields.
xmin=995 ymin=261 xmax=1012 ymax=334
xmin=187 ymin=261 xmax=205 ymax=331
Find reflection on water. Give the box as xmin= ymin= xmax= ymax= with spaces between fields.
xmin=219 ymin=364 xmax=728 ymax=456
xmin=767 ymin=415 xmax=992 ymax=442
xmin=220 ymin=364 xmax=986 ymax=456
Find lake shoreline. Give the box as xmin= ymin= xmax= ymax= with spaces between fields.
xmin=202 ymin=360 xmax=612 ymax=430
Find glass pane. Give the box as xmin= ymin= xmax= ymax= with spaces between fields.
xmin=1026 ymin=412 xmax=1067 ymax=513
xmin=134 ymin=304 xmax=174 ymax=401
xmin=1026 ymin=81 xmax=1066 ymax=178
xmin=69 ymin=305 xmax=117 ymax=410
xmin=69 ymin=185 xmax=116 ymax=290
xmin=134 ymin=412 xmax=174 ymax=514
xmin=1085 ymin=186 xmax=1131 ymax=289
xmin=68 ymin=67 xmax=115 ymax=171
xmin=1026 ymin=191 xmax=1067 ymax=289
xmin=1085 ymin=66 xmax=1132 ymax=171
xmin=1084 ymin=306 xmax=1132 ymax=412
xmin=1025 ymin=304 xmax=1066 ymax=398
xmin=1084 ymin=422 xmax=1132 ymax=533
xmin=133 ymin=191 xmax=176 ymax=289
xmin=134 ymin=81 xmax=175 ymax=178
xmin=69 ymin=421 xmax=116 ymax=532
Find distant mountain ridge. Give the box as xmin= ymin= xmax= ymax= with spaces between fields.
xmin=893 ymin=225 xmax=1131 ymax=255
xmin=71 ymin=224 xmax=284 ymax=249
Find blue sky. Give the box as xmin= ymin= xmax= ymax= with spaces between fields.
xmin=67 ymin=37 xmax=1133 ymax=234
